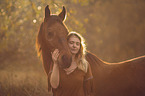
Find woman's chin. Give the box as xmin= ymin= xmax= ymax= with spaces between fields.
xmin=71 ymin=51 xmax=77 ymax=55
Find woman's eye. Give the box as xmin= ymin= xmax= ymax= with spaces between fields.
xmin=76 ymin=42 xmax=80 ymax=46
xmin=69 ymin=41 xmax=74 ymax=44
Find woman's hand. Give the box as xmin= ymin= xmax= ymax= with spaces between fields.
xmin=50 ymin=49 xmax=60 ymax=88
xmin=51 ymin=49 xmax=60 ymax=64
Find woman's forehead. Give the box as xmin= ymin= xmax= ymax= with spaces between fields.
xmin=69 ymin=35 xmax=80 ymax=42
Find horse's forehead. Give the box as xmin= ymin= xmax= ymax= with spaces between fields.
xmin=47 ymin=16 xmax=62 ymax=25
xmin=49 ymin=22 xmax=63 ymax=29
xmin=47 ymin=22 xmax=67 ymax=33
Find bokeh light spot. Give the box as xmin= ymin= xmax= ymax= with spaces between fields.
xmin=33 ymin=19 xmax=37 ymax=23
xmin=37 ymin=6 xmax=41 ymax=10
xmin=18 ymin=6 xmax=21 ymax=8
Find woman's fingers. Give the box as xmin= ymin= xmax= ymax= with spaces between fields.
xmin=53 ymin=49 xmax=59 ymax=57
xmin=52 ymin=49 xmax=60 ymax=63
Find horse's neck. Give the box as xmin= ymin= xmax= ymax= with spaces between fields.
xmin=41 ymin=46 xmax=52 ymax=75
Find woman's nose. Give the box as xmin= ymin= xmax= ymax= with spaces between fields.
xmin=73 ymin=44 xmax=76 ymax=48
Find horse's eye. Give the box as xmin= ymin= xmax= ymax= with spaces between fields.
xmin=46 ymin=32 xmax=55 ymax=41
xmin=48 ymin=32 xmax=53 ymax=37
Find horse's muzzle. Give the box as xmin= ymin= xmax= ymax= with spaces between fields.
xmin=59 ymin=54 xmax=72 ymax=68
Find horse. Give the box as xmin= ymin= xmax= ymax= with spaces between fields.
xmin=36 ymin=5 xmax=72 ymax=91
xmin=36 ymin=5 xmax=145 ymax=96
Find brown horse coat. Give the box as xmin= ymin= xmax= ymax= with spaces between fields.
xmin=36 ymin=5 xmax=145 ymax=96
xmin=86 ymin=52 xmax=145 ymax=96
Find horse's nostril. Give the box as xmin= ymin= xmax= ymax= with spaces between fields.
xmin=62 ymin=55 xmax=67 ymax=61
xmin=61 ymin=55 xmax=72 ymax=68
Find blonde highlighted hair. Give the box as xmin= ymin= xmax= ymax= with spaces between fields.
xmin=67 ymin=31 xmax=88 ymax=73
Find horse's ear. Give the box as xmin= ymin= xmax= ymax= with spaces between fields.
xmin=58 ymin=6 xmax=66 ymax=21
xmin=45 ymin=5 xmax=50 ymax=18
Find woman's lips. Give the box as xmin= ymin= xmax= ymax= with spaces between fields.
xmin=71 ymin=49 xmax=77 ymax=51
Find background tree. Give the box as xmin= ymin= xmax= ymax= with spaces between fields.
xmin=0 ymin=0 xmax=145 ymax=95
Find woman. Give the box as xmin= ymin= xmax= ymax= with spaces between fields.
xmin=49 ymin=31 xmax=93 ymax=96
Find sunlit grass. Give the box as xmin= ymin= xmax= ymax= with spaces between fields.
xmin=0 ymin=70 xmax=51 ymax=96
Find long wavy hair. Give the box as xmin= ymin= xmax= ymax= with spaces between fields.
xmin=67 ymin=31 xmax=88 ymax=73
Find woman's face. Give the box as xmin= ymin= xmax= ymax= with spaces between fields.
xmin=68 ymin=35 xmax=81 ymax=55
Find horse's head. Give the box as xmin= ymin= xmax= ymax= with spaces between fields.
xmin=37 ymin=5 xmax=72 ymax=69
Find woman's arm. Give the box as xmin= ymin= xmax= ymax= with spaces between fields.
xmin=50 ymin=49 xmax=60 ymax=89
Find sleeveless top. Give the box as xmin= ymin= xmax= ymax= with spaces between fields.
xmin=48 ymin=64 xmax=93 ymax=96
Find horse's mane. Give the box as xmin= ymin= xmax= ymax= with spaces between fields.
xmin=36 ymin=23 xmax=44 ymax=57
